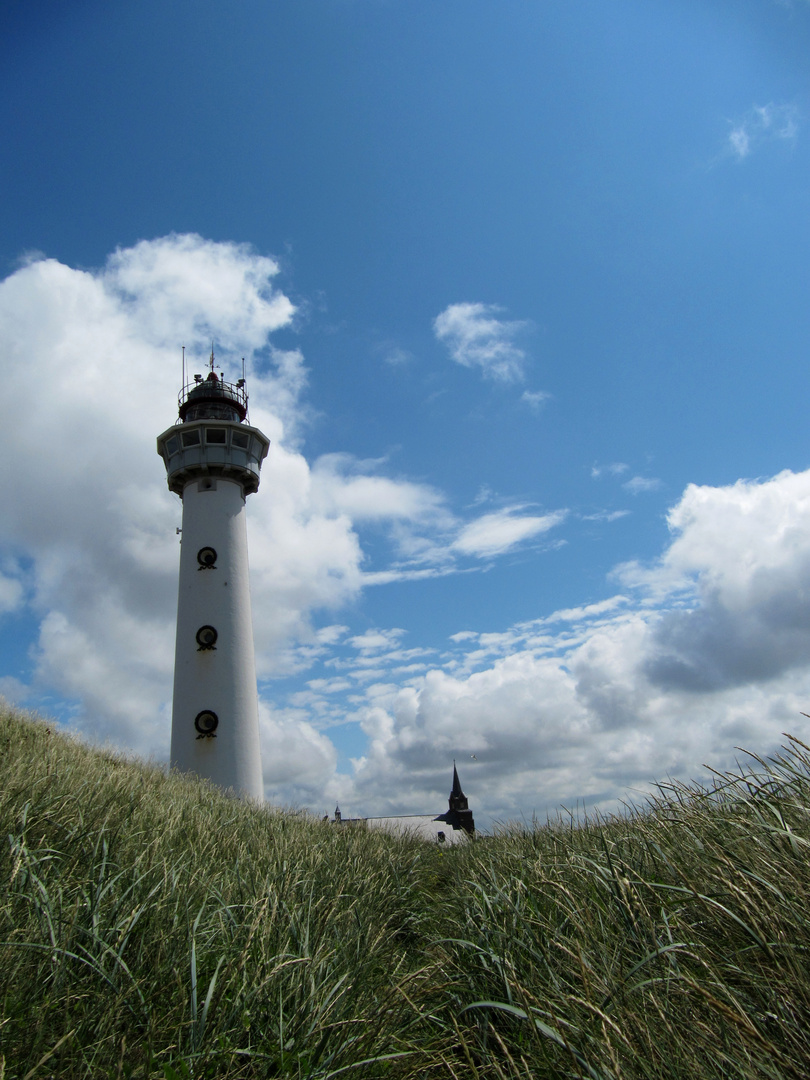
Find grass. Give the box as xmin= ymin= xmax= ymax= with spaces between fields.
xmin=2 ymin=704 xmax=810 ymax=1077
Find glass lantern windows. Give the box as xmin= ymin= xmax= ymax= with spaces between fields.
xmin=171 ymin=426 xmax=262 ymax=453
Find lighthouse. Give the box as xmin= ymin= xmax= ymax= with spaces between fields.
xmin=157 ymin=354 xmax=269 ymax=800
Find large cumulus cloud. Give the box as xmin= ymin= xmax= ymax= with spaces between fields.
xmin=638 ymin=472 xmax=810 ymax=691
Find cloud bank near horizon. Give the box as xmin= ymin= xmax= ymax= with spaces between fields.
xmin=0 ymin=235 xmax=809 ymax=824
xmin=341 ymin=470 xmax=810 ymax=820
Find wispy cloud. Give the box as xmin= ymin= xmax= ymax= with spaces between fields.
xmin=310 ymin=453 xmax=448 ymax=524
xmin=349 ymin=628 xmax=406 ymax=653
xmin=581 ymin=510 xmax=631 ymax=522
xmin=471 ymin=485 xmax=495 ymax=507
xmin=623 ymin=476 xmax=662 ymax=495
xmin=433 ymin=302 xmax=531 ymax=382
xmin=452 ymin=507 xmax=567 ymax=558
xmin=378 ymin=342 xmax=414 ymax=366
xmin=727 ymin=102 xmax=798 ymax=161
xmin=591 ymin=462 xmax=628 ymax=479
xmin=521 ymin=389 xmax=550 ymax=411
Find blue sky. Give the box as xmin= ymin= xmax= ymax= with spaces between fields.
xmin=2 ymin=0 xmax=810 ymax=826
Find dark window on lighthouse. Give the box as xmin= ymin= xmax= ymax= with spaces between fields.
xmin=181 ymin=429 xmax=200 ymax=447
xmin=195 ymin=710 xmax=218 ymax=738
xmin=196 ymin=625 xmax=218 ymax=650
xmin=197 ymin=547 xmax=217 ymax=569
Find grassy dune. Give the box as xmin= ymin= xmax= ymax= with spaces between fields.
xmin=2 ymin=704 xmax=810 ymax=1078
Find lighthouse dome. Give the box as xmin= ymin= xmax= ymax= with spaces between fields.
xmin=179 ymin=371 xmax=248 ymax=423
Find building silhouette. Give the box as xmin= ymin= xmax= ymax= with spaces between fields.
xmin=332 ymin=763 xmax=475 ymax=843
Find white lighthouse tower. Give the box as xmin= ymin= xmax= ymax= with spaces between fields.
xmin=157 ymin=353 xmax=269 ymax=800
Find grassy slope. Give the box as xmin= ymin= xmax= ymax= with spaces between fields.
xmin=1 ymin=705 xmax=810 ymax=1078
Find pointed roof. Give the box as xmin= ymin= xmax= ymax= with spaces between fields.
xmin=451 ymin=761 xmax=465 ymax=799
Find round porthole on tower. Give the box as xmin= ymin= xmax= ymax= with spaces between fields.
xmin=194 ymin=710 xmax=219 ymax=738
xmin=196 ymin=625 xmax=218 ymax=650
xmin=197 ymin=546 xmax=217 ymax=569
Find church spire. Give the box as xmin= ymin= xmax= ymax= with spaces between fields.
xmin=451 ymin=761 xmax=464 ymax=795
xmin=449 ymin=761 xmax=469 ymax=812
xmin=435 ymin=762 xmax=475 ymax=835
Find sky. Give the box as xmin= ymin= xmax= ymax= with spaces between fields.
xmin=2 ymin=0 xmax=810 ymax=828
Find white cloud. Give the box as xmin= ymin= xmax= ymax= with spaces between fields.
xmin=0 ymin=677 xmax=30 ymax=703
xmin=107 ymin=233 xmax=295 ymax=349
xmin=307 ymin=677 xmax=353 ymax=695
xmin=0 ymin=573 xmax=24 ymax=615
xmin=521 ymin=390 xmax=550 ymax=411
xmin=471 ymin=485 xmax=495 ymax=506
xmin=433 ymin=302 xmax=531 ymax=382
xmin=310 ymin=454 xmax=447 ymax=524
xmin=591 ymin=462 xmax=628 ymax=479
xmin=315 ymin=624 xmax=349 ymax=645
xmin=350 ymin=628 xmax=407 ymax=653
xmin=259 ymin=701 xmax=340 ymax=803
xmin=729 ymin=126 xmax=750 ymax=159
xmin=452 ymin=508 xmax=567 ymax=558
xmin=361 ymin=566 xmax=454 ymax=586
xmin=543 ymin=596 xmax=630 ymax=625
xmin=581 ymin=510 xmax=630 ymax=522
xmin=727 ymin=102 xmax=799 ymax=161
xmin=382 ymin=345 xmax=413 ymax=366
xmin=623 ymin=476 xmax=662 ymax=494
